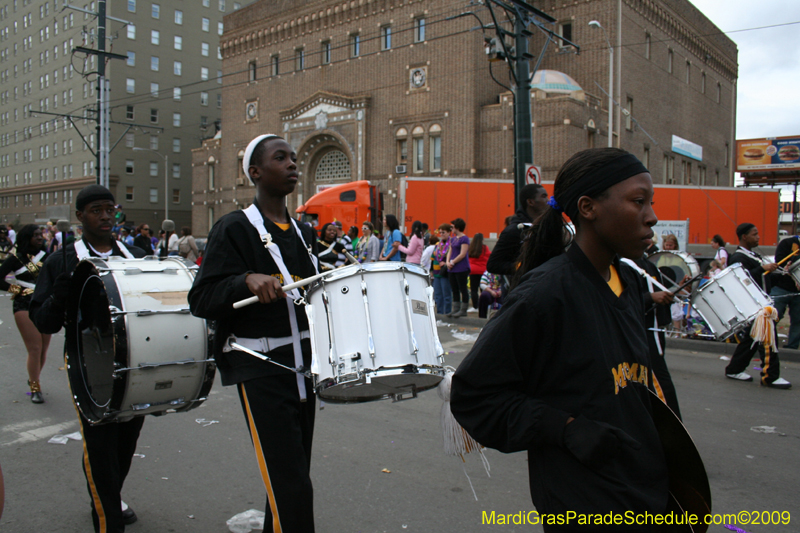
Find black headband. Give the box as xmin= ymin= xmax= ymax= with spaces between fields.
xmin=555 ymin=153 xmax=649 ymax=220
xmin=76 ymin=185 xmax=115 ymax=211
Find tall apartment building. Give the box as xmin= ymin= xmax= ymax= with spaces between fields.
xmin=192 ymin=0 xmax=737 ymax=236
xmin=0 ymin=0 xmax=253 ymax=229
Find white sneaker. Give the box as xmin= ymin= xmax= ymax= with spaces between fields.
xmin=466 ymin=307 xmax=478 ymax=313
xmin=763 ymin=377 xmax=792 ymax=389
xmin=726 ymin=372 xmax=753 ymax=382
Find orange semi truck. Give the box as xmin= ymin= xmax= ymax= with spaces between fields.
xmin=296 ymin=178 xmax=781 ymax=249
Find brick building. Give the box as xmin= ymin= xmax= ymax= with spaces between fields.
xmin=191 ymin=0 xmax=737 ymax=236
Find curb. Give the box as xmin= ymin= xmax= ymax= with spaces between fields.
xmin=436 ymin=314 xmax=800 ymax=364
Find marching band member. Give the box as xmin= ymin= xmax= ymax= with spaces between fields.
xmin=189 ymin=134 xmax=319 ymax=532
xmin=29 ymin=185 xmax=146 ymax=532
xmin=451 ymin=148 xmax=670 ymax=531
xmin=724 ymin=223 xmax=791 ymax=389
xmin=0 ymin=224 xmax=51 ymax=403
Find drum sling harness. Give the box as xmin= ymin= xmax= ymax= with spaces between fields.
xmin=237 ymin=204 xmax=319 ymax=400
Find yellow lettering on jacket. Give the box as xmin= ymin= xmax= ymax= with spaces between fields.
xmin=612 ymin=362 xmax=649 ymax=394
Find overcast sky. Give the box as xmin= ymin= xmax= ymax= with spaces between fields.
xmin=690 ymin=0 xmax=800 ymax=140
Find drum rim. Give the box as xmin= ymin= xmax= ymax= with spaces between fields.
xmin=307 ymin=261 xmax=428 ymax=292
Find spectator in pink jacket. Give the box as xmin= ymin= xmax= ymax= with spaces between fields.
xmin=399 ymin=220 xmax=424 ymax=265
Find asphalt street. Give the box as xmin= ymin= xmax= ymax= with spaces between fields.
xmin=1 ymin=295 xmax=798 ymax=532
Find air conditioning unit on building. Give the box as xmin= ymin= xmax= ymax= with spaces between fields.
xmin=395 ymin=165 xmax=407 ymax=174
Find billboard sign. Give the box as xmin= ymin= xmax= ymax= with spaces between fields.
xmin=672 ymin=135 xmax=703 ymax=161
xmin=736 ymin=135 xmax=800 ymax=172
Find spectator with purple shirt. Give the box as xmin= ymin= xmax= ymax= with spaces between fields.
xmin=446 ymin=218 xmax=470 ymax=317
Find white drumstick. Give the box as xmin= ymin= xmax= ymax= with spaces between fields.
xmin=233 ymin=270 xmax=330 ymax=309
xmin=620 ymin=258 xmax=672 ymax=293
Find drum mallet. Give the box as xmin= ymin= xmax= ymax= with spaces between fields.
xmin=56 ymin=219 xmax=71 ymax=274
xmin=233 ymin=270 xmax=330 ymax=309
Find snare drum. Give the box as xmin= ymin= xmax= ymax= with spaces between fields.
xmin=689 ymin=264 xmax=773 ymax=340
xmin=788 ymin=260 xmax=800 ymax=287
xmin=648 ymin=250 xmax=701 ymax=291
xmin=305 ymin=262 xmax=445 ymax=403
xmin=66 ymin=257 xmax=214 ymax=424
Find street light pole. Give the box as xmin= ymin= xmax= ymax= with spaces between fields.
xmin=589 ymin=20 xmax=613 ymax=147
xmin=133 ymin=147 xmax=168 ymax=221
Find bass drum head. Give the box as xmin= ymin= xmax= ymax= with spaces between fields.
xmin=647 ymin=251 xmax=700 ymax=291
xmin=66 ymin=259 xmax=125 ymax=424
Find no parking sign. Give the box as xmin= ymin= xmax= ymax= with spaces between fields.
xmin=525 ymin=164 xmax=542 ymax=185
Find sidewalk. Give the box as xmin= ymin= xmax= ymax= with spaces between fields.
xmin=437 ymin=312 xmax=800 ymax=363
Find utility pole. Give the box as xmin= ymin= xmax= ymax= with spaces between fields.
xmin=69 ymin=1 xmax=129 ymax=187
xmin=482 ymin=0 xmax=578 ymax=210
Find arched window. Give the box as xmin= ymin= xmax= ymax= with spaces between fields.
xmin=208 ymin=156 xmax=216 ymax=188
xmin=396 ymin=127 xmax=408 ymax=167
xmin=412 ymin=126 xmax=424 ymax=173
xmin=429 ymin=124 xmax=441 ymax=172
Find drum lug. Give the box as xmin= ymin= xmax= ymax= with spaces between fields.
xmin=391 ymin=386 xmax=418 ymax=402
xmin=337 ymin=352 xmax=362 ymax=377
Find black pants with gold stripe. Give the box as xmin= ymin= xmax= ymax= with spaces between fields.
xmin=726 ymin=326 xmax=781 ymax=383
xmin=237 ymin=374 xmax=316 ymax=533
xmin=79 ymin=414 xmax=145 ymax=533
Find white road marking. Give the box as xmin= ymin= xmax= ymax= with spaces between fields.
xmin=1 ymin=419 xmax=78 ymax=446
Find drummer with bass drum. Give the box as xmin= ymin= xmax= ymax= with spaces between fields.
xmin=188 ymin=134 xmax=319 ymax=533
xmin=724 ymin=222 xmax=791 ymax=389
xmin=29 ymin=185 xmax=146 ymax=532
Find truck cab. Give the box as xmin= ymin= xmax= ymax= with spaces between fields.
xmin=295 ymin=180 xmax=383 ymax=232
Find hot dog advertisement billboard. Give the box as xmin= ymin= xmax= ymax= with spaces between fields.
xmin=737 ymin=136 xmax=800 ymax=172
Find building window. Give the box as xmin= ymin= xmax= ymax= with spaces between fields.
xmin=558 ymin=21 xmax=572 ymax=47
xmin=701 ymin=72 xmax=706 ymax=94
xmin=173 ymin=87 xmax=181 ymax=100
xmin=381 ymin=25 xmax=391 ymax=50
xmin=645 ymin=33 xmax=650 ymax=60
xmin=208 ymin=162 xmax=215 ymax=188
xmin=151 ymin=3 xmax=160 ymax=19
xmin=127 ymin=51 xmax=135 ymax=66
xmin=173 ymin=112 xmax=180 ymax=127
xmin=724 ymin=142 xmax=729 ymax=166
xmin=430 ymin=135 xmax=441 ymax=171
xmin=412 ymin=127 xmax=424 ymax=173
xmin=271 ymin=55 xmax=279 ymax=76
xmin=150 ymin=55 xmax=159 ymax=71
xmin=150 ymin=82 xmax=158 ymax=97
xmin=150 ymin=135 xmax=158 ymax=149
xmin=414 ymin=17 xmax=425 ymax=42
xmin=149 ymin=187 xmax=158 ymax=203
xmin=685 ymin=61 xmax=690 ymax=84
xmin=150 ymin=161 xmax=158 ymax=176
xmin=208 ymin=207 xmax=214 ymax=232
xmin=200 ymin=92 xmax=209 ymax=106
xmin=217 ymin=94 xmax=222 ymax=108
xmin=151 ymin=29 xmax=159 ymax=45
xmin=126 ymin=186 xmax=134 ymax=201
xmin=295 ymin=48 xmax=304 ymax=71
xmin=321 ymin=41 xmax=330 ymax=64
xmin=219 ymin=0 xmax=226 ymax=11
xmin=174 ymin=9 xmax=182 ymax=24
xmin=351 ymin=34 xmax=360 ymax=57
xmin=218 ymin=22 xmax=223 ymax=35
xmin=201 ymin=66 xmax=209 ymax=80
xmin=174 ymin=60 xmax=181 ymax=75
xmin=150 ymin=108 xmax=158 ymax=123
xmin=172 ymin=163 xmax=180 ymax=178
xmin=126 ymin=160 xmax=134 ymax=173
xmin=201 ymin=42 xmax=209 ymax=56
xmin=396 ymin=128 xmax=408 ymax=166
xmin=667 ymin=49 xmax=673 ymax=74
xmin=172 ymin=189 xmax=180 ymax=203
xmin=173 ymin=138 xmax=180 ymax=153
xmin=126 ymin=78 xmax=135 ymax=93
xmin=127 ymin=24 xmax=136 ymax=39
xmin=643 ymin=146 xmax=650 ymax=169
xmin=663 ymin=154 xmax=674 ymax=184
xmin=699 ymin=165 xmax=706 ymax=186
xmin=625 ymin=97 xmax=633 ymax=131
xmin=202 ymin=17 xmax=209 ymax=32
xmin=128 ymin=0 xmax=136 ymax=13
xmin=249 ymin=60 xmax=256 ymax=81
xmin=125 ymin=133 xmax=135 ymax=147
xmin=716 ymin=82 xmax=721 ymax=104
xmin=174 ymin=35 xmax=182 ymax=50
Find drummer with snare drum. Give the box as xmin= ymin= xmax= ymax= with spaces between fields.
xmin=29 ymin=185 xmax=147 ymax=532
xmin=724 ymin=223 xmax=791 ymax=389
xmin=188 ymin=134 xmax=319 ymax=533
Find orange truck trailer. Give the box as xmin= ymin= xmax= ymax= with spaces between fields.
xmin=296 ymin=178 xmax=781 ymax=250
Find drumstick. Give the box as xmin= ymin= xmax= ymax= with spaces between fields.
xmin=774 ymin=248 xmax=799 ymax=268
xmin=344 ymin=250 xmax=359 ymax=264
xmin=233 ymin=270 xmax=330 ymax=309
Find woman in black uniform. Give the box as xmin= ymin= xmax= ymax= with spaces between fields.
xmin=452 ymin=148 xmax=670 ymax=531
xmin=0 ymin=224 xmax=52 ymax=403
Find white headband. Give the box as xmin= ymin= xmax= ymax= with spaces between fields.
xmin=242 ymin=134 xmax=279 ymax=180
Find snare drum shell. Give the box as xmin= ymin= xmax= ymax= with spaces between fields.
xmin=690 ymin=264 xmax=773 ymax=340
xmin=305 ymin=262 xmax=444 ymax=402
xmin=67 ymin=258 xmax=214 ymax=424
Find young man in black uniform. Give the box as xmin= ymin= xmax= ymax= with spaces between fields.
xmin=29 ymin=185 xmax=146 ymax=532
xmin=724 ymin=223 xmax=791 ymax=389
xmin=189 ymin=134 xmax=319 ymax=533
xmin=486 ymin=183 xmax=548 ymax=277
